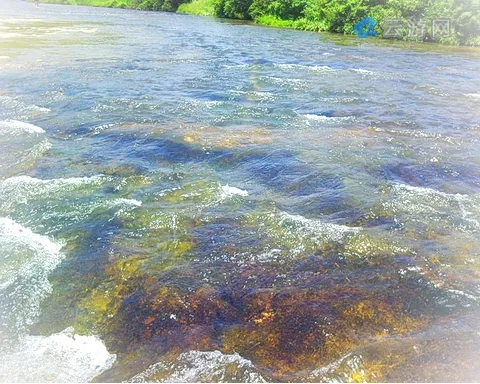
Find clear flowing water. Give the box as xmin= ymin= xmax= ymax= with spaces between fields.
xmin=1 ymin=0 xmax=480 ymax=382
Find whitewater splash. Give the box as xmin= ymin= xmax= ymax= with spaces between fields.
xmin=205 ymin=184 xmax=249 ymax=208
xmin=261 ymin=76 xmax=308 ymax=91
xmin=228 ymin=89 xmax=276 ymax=103
xmin=161 ymin=182 xmax=249 ymax=211
xmin=0 ymin=218 xmax=116 ymax=382
xmin=128 ymin=350 xmax=265 ymax=383
xmin=464 ymin=93 xmax=480 ymax=99
xmin=278 ymin=211 xmax=359 ymax=240
xmin=0 ymin=217 xmax=64 ymax=337
xmin=0 ymin=119 xmax=50 ymax=178
xmin=0 ymin=97 xmax=50 ymax=120
xmin=275 ymin=63 xmax=340 ymax=73
xmin=349 ymin=68 xmax=377 ymax=76
xmin=0 ymin=328 xmax=116 ymax=383
xmin=0 ymin=119 xmax=45 ymax=135
xmin=372 ymin=126 xmax=460 ymax=145
xmin=0 ymin=175 xmax=113 ymax=210
xmin=308 ymin=352 xmax=367 ymax=382
xmin=383 ymin=182 xmax=480 ymax=233
xmin=220 ymin=184 xmax=249 ymax=199
xmin=255 ymin=210 xmax=360 ymax=256
xmin=302 ymin=114 xmax=356 ymax=124
xmin=0 ymin=175 xmax=143 ymax=234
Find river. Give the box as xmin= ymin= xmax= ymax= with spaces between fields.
xmin=1 ymin=0 xmax=480 ymax=382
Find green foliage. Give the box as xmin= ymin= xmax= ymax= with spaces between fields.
xmin=39 ymin=0 xmax=120 ymax=5
xmin=40 ymin=0 xmax=480 ymax=45
xmin=315 ymin=0 xmax=370 ymax=33
xmin=216 ymin=0 xmax=480 ymax=45
xmin=386 ymin=0 xmax=428 ymax=18
xmin=249 ymin=0 xmax=307 ymax=20
xmin=375 ymin=0 xmax=480 ymax=45
xmin=177 ymin=0 xmax=216 ymax=16
xmin=129 ymin=0 xmax=186 ymax=11
xmin=213 ymin=0 xmax=253 ymax=19
xmin=255 ymin=14 xmax=327 ymax=32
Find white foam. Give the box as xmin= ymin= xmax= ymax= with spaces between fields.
xmin=220 ymin=184 xmax=248 ymax=198
xmin=464 ymin=93 xmax=480 ymax=99
xmin=232 ymin=248 xmax=283 ymax=265
xmin=0 ymin=175 xmax=111 ymax=210
xmin=113 ymin=198 xmax=143 ymax=217
xmin=0 ymin=96 xmax=50 ymax=119
xmin=0 ymin=327 xmax=116 ymax=383
xmin=262 ymin=76 xmax=307 ymax=90
xmin=303 ymin=114 xmax=355 ymax=123
xmin=180 ymin=183 xmax=249 ymax=210
xmin=0 ymin=119 xmax=45 ymax=135
xmin=228 ymin=90 xmax=276 ymax=102
xmin=223 ymin=64 xmax=249 ymax=69
xmin=0 ymin=218 xmax=64 ymax=338
xmin=128 ymin=350 xmax=265 ymax=383
xmin=373 ymin=126 xmax=459 ymax=145
xmin=50 ymin=26 xmax=98 ymax=34
xmin=447 ymin=289 xmax=479 ymax=302
xmin=0 ymin=138 xmax=52 ymax=176
xmin=383 ymin=183 xmax=480 ymax=233
xmin=318 ymin=96 xmax=360 ymax=104
xmin=276 ymin=64 xmax=338 ymax=73
xmin=258 ymin=211 xmax=359 ymax=256
xmin=0 ymin=32 xmax=24 ymax=39
xmin=0 ymin=176 xmax=141 ymax=233
xmin=182 ymin=99 xmax=223 ymax=109
xmin=115 ymin=198 xmax=142 ymax=207
xmin=1 ymin=174 xmax=108 ymax=188
xmin=350 ymin=68 xmax=376 ymax=75
xmin=390 ymin=182 xmax=466 ymax=200
xmin=25 ymin=138 xmax=52 ymax=160
xmin=279 ymin=212 xmax=359 ymax=242
xmin=309 ymin=352 xmax=366 ymax=381
xmin=1 ymin=18 xmax=44 ymax=24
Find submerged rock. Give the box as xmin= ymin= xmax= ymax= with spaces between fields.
xmin=127 ymin=350 xmax=267 ymax=383
xmin=308 ymin=312 xmax=480 ymax=382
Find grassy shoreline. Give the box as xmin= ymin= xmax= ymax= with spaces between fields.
xmin=38 ymin=0 xmax=131 ymax=8
xmin=35 ymin=0 xmax=480 ymax=46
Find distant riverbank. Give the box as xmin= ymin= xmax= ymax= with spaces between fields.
xmin=34 ymin=0 xmax=480 ymax=46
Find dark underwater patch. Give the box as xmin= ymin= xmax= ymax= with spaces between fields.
xmin=239 ymin=149 xmax=346 ymax=214
xmin=87 ymin=133 xmax=231 ymax=169
xmin=381 ymin=161 xmax=480 ymax=193
xmin=86 ymin=134 xmax=350 ymax=217
xmin=191 ymin=219 xmax=265 ymax=260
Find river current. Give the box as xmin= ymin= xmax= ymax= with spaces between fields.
xmin=1 ymin=0 xmax=480 ymax=381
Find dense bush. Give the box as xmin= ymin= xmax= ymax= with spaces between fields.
xmin=207 ymin=0 xmax=480 ymax=45
xmin=212 ymin=0 xmax=252 ymax=19
xmin=131 ymin=0 xmax=188 ymax=11
xmin=249 ymin=0 xmax=308 ymax=20
xmin=44 ymin=0 xmax=480 ymax=45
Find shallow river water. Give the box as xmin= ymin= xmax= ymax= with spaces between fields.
xmin=1 ymin=0 xmax=480 ymax=382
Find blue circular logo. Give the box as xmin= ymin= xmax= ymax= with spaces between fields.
xmin=354 ymin=17 xmax=378 ymax=38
